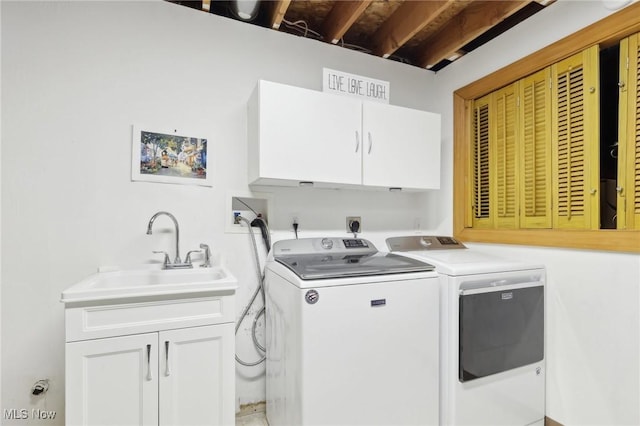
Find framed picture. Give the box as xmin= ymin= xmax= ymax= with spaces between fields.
xmin=131 ymin=125 xmax=212 ymax=186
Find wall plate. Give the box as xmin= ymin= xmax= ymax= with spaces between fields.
xmin=225 ymin=190 xmax=273 ymax=234
xmin=346 ymin=216 xmax=361 ymax=234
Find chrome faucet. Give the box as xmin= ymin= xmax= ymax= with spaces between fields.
xmin=146 ymin=211 xmax=189 ymax=268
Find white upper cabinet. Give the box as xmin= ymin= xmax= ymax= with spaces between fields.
xmin=362 ymin=102 xmax=441 ymax=189
xmin=248 ymin=80 xmax=363 ymax=186
xmin=248 ymin=80 xmax=441 ymax=191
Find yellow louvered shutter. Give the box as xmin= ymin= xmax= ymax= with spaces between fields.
xmin=551 ymin=46 xmax=600 ymax=229
xmin=519 ymin=68 xmax=552 ymax=228
xmin=493 ymin=83 xmax=519 ymax=228
xmin=472 ymin=94 xmax=492 ymax=228
xmin=620 ymin=33 xmax=640 ymax=229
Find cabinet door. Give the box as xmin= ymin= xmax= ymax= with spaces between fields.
xmin=361 ymin=102 xmax=441 ymax=189
xmin=66 ymin=333 xmax=158 ymax=426
xmin=253 ymin=80 xmax=362 ymax=185
xmin=159 ymin=324 xmax=234 ymax=426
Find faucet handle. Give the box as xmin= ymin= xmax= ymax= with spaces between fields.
xmin=185 ymin=249 xmax=202 ymax=265
xmin=152 ymin=251 xmax=171 ymax=267
xmin=199 ymin=244 xmax=211 ymax=267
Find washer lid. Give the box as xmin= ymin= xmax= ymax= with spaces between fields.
xmin=274 ymin=252 xmax=435 ymax=280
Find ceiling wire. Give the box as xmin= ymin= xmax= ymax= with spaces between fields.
xmin=282 ymin=18 xmax=412 ymax=65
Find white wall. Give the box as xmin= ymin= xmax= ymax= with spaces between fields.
xmin=1 ymin=1 xmax=437 ymax=423
xmin=432 ymin=1 xmax=640 ymax=424
xmin=0 ymin=0 xmax=3 ymax=420
xmin=3 ymin=1 xmax=639 ymax=425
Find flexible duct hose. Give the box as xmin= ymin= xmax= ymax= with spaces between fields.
xmin=235 ymin=215 xmax=267 ymax=366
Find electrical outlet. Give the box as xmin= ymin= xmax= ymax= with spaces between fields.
xmin=346 ymin=216 xmax=361 ymax=234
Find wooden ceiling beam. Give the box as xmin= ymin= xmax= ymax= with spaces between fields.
xmin=371 ymin=0 xmax=457 ymax=58
xmin=416 ymin=0 xmax=532 ymax=69
xmin=270 ymin=0 xmax=292 ymax=30
xmin=322 ymin=1 xmax=373 ymax=44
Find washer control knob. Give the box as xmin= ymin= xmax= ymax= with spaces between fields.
xmin=321 ymin=238 xmax=334 ymax=250
xmin=420 ymin=238 xmax=432 ymax=247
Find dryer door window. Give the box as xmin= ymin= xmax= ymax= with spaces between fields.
xmin=459 ymin=285 xmax=543 ymax=382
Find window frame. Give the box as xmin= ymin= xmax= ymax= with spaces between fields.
xmin=453 ymin=2 xmax=640 ymax=253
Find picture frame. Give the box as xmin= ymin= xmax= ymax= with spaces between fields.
xmin=131 ymin=124 xmax=212 ymax=187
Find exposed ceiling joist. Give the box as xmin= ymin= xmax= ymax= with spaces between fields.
xmin=371 ymin=0 xmax=457 ymax=58
xmin=168 ymin=0 xmax=557 ymax=72
xmin=270 ymin=0 xmax=292 ymax=30
xmin=416 ymin=0 xmax=532 ymax=68
xmin=322 ymin=1 xmax=373 ymax=44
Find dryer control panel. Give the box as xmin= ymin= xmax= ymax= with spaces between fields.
xmin=386 ymin=236 xmax=467 ymax=252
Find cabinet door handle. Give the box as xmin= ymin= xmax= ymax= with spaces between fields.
xmin=146 ymin=344 xmax=153 ymax=381
xmin=368 ymin=132 xmax=372 ymax=154
xmin=165 ymin=341 xmax=171 ymax=376
xmin=355 ymin=131 xmax=360 ymax=153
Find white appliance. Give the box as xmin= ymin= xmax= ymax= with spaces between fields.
xmin=265 ymin=237 xmax=440 ymax=426
xmin=387 ymin=236 xmax=545 ymax=426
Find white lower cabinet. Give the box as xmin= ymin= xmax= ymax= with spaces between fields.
xmin=64 ymin=292 xmax=236 ymax=426
xmin=66 ymin=333 xmax=159 ymax=426
xmin=66 ymin=324 xmax=234 ymax=426
xmin=159 ymin=324 xmax=234 ymax=426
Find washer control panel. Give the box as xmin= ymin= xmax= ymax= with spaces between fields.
xmin=343 ymin=239 xmax=369 ymax=248
xmin=273 ymin=237 xmax=377 ymax=256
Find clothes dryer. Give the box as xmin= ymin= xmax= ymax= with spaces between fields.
xmin=387 ymin=236 xmax=545 ymax=426
xmin=265 ymin=237 xmax=440 ymax=426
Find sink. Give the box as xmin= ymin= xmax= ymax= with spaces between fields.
xmin=61 ymin=265 xmax=238 ymax=304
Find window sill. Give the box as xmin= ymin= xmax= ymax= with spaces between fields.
xmin=454 ymin=228 xmax=640 ymax=253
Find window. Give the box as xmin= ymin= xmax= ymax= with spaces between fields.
xmin=454 ymin=3 xmax=640 ymax=252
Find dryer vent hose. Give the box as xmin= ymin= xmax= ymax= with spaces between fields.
xmin=235 ymin=215 xmax=268 ymax=367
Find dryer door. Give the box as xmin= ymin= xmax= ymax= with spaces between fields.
xmin=458 ymin=280 xmax=544 ymax=382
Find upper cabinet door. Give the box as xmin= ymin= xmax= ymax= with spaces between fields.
xmin=361 ymin=102 xmax=441 ymax=189
xmin=249 ymin=80 xmax=362 ymax=186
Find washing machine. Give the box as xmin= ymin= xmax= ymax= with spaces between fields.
xmin=265 ymin=237 xmax=440 ymax=426
xmin=386 ymin=236 xmax=545 ymax=426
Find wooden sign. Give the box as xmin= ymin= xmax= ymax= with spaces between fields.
xmin=322 ymin=68 xmax=389 ymax=104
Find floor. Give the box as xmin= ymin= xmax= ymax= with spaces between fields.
xmin=236 ymin=412 xmax=268 ymax=426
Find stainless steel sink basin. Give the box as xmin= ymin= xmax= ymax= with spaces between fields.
xmin=61 ymin=266 xmax=237 ymax=304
